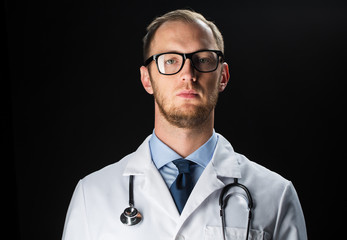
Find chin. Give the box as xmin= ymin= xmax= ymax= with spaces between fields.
xmin=163 ymin=105 xmax=214 ymax=129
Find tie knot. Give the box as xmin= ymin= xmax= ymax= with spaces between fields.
xmin=173 ymin=159 xmax=191 ymax=174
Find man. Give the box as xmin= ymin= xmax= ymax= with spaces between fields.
xmin=62 ymin=9 xmax=307 ymax=240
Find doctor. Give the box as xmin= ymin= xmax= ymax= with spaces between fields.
xmin=62 ymin=9 xmax=307 ymax=240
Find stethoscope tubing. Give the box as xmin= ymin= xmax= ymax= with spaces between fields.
xmin=219 ymin=178 xmax=253 ymax=240
xmin=122 ymin=176 xmax=253 ymax=240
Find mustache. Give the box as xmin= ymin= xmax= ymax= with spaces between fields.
xmin=177 ymin=83 xmax=203 ymax=93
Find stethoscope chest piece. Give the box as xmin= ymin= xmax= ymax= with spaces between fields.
xmin=120 ymin=206 xmax=142 ymax=226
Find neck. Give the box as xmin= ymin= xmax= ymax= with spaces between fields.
xmin=154 ymin=106 xmax=215 ymax=158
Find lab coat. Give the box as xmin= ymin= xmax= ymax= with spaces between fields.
xmin=62 ymin=134 xmax=307 ymax=240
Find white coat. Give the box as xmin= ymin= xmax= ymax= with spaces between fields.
xmin=62 ymin=134 xmax=307 ymax=240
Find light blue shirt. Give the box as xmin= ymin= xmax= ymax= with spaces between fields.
xmin=149 ymin=130 xmax=219 ymax=189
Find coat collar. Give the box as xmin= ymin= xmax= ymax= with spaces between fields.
xmin=123 ymin=133 xmax=241 ymax=179
xmin=122 ymin=135 xmax=152 ymax=176
xmin=210 ymin=133 xmax=242 ymax=179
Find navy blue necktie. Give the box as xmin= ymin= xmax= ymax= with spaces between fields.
xmin=169 ymin=159 xmax=194 ymax=214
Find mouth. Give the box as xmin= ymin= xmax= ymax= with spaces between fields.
xmin=177 ymin=90 xmax=199 ymax=99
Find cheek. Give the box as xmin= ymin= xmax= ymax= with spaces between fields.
xmin=203 ymin=74 xmax=221 ymax=95
xmin=150 ymin=76 xmax=174 ymax=99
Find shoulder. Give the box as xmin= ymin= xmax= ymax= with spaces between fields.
xmin=80 ymin=135 xmax=152 ymax=189
xmin=217 ymin=133 xmax=291 ymax=192
xmin=80 ymin=152 xmax=133 ymax=190
xmin=236 ymin=152 xmax=291 ymax=193
xmin=239 ymin=152 xmax=288 ymax=183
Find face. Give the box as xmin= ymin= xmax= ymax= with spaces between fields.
xmin=140 ymin=20 xmax=229 ymax=129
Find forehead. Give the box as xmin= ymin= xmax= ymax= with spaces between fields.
xmin=149 ymin=20 xmax=217 ymax=55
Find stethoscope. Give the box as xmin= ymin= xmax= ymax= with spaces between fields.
xmin=219 ymin=178 xmax=253 ymax=240
xmin=120 ymin=176 xmax=253 ymax=240
xmin=120 ymin=175 xmax=142 ymax=226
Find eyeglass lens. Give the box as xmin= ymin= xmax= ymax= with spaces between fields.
xmin=156 ymin=51 xmax=219 ymax=75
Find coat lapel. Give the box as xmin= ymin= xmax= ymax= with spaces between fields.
xmin=175 ymin=134 xmax=242 ymax=230
xmin=123 ymin=135 xmax=180 ymax=222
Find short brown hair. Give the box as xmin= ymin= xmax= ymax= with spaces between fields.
xmin=142 ymin=9 xmax=224 ymax=61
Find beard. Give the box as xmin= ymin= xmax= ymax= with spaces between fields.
xmin=151 ymin=80 xmax=220 ymax=129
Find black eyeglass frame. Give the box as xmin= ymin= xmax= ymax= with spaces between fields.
xmin=144 ymin=49 xmax=224 ymax=75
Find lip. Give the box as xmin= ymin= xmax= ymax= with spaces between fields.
xmin=177 ymin=90 xmax=199 ymax=99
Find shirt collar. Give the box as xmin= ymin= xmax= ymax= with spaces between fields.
xmin=149 ymin=129 xmax=219 ymax=170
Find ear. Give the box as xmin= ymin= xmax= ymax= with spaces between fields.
xmin=140 ymin=66 xmax=154 ymax=94
xmin=219 ymin=62 xmax=230 ymax=92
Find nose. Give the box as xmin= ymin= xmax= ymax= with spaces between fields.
xmin=179 ymin=59 xmax=196 ymax=82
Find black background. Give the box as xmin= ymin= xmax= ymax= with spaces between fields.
xmin=3 ymin=0 xmax=346 ymax=239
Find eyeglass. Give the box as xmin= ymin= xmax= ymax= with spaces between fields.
xmin=144 ymin=49 xmax=224 ymax=75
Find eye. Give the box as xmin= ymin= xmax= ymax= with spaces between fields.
xmin=198 ymin=58 xmax=211 ymax=64
xmin=165 ymin=59 xmax=177 ymax=65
